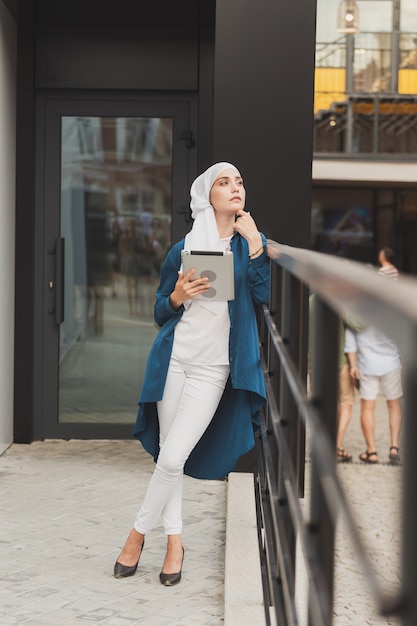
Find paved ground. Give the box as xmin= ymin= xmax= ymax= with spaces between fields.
xmin=312 ymin=392 xmax=402 ymax=626
xmin=331 ymin=392 xmax=402 ymax=626
xmin=0 ymin=391 xmax=403 ymax=625
xmin=0 ymin=441 xmax=226 ymax=626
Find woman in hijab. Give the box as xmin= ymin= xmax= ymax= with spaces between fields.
xmin=114 ymin=162 xmax=269 ymax=586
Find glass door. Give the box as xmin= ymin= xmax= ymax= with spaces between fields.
xmin=38 ymin=98 xmax=193 ymax=438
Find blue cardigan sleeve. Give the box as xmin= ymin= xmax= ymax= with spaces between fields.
xmin=154 ymin=241 xmax=185 ymax=328
xmin=247 ymin=234 xmax=270 ymax=304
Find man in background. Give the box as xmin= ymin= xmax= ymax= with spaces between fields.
xmin=345 ymin=324 xmax=402 ymax=464
xmin=378 ymin=247 xmax=399 ymax=279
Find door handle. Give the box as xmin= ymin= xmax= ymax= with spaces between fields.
xmin=55 ymin=237 xmax=65 ymax=325
xmin=48 ymin=237 xmax=65 ymax=324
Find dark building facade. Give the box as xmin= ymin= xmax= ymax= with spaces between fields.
xmin=0 ymin=0 xmax=317 ymax=447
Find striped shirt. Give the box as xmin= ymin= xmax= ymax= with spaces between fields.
xmin=378 ymin=264 xmax=399 ymax=279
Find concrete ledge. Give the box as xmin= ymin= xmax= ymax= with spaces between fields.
xmin=224 ymin=472 xmax=265 ymax=625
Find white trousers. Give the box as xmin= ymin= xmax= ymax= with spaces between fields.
xmin=134 ymin=356 xmax=229 ymax=535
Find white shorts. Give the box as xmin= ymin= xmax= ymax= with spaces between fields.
xmin=359 ymin=366 xmax=402 ymax=401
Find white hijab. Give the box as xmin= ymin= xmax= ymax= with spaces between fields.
xmin=182 ymin=162 xmax=240 ymax=312
xmin=184 ymin=162 xmax=240 ymax=251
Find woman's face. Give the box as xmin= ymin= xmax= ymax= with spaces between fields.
xmin=209 ymin=168 xmax=246 ymax=215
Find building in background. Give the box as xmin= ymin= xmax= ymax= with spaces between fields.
xmin=313 ymin=0 xmax=417 ymax=273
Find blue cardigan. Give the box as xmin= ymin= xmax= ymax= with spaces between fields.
xmin=133 ymin=232 xmax=270 ymax=479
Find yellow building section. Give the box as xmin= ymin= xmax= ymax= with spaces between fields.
xmin=398 ymin=69 xmax=417 ymax=95
xmin=314 ymin=67 xmax=346 ymax=113
xmin=350 ymin=102 xmax=417 ymax=114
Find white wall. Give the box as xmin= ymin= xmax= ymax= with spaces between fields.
xmin=0 ymin=1 xmax=16 ymax=454
xmin=313 ymin=159 xmax=417 ymax=184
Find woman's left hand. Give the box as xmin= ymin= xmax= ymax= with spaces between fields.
xmin=233 ymin=209 xmax=263 ymax=257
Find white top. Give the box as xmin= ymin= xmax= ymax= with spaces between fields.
xmin=172 ymin=237 xmax=232 ymax=365
xmin=344 ymin=326 xmax=401 ymax=376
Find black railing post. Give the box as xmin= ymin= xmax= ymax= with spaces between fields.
xmin=278 ymin=269 xmax=296 ymax=620
xmin=257 ymin=260 xmax=282 ymax=625
xmin=401 ymin=351 xmax=417 ymax=626
xmin=279 ymin=271 xmax=308 ymax=481
xmin=308 ymin=295 xmax=339 ymax=625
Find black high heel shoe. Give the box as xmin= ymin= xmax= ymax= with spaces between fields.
xmin=159 ymin=547 xmax=184 ymax=586
xmin=114 ymin=538 xmax=145 ymax=579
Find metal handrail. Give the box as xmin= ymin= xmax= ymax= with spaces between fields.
xmin=255 ymin=240 xmax=417 ymax=625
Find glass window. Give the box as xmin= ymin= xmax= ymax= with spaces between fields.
xmin=401 ymin=0 xmax=417 ymax=32
xmin=357 ymin=1 xmax=393 ymax=33
xmin=59 ymin=115 xmax=173 ymax=424
xmin=316 ymin=0 xmax=340 ymax=42
xmin=312 ymin=188 xmax=374 ymax=262
xmin=353 ymin=33 xmax=392 ymax=92
xmin=317 ymin=0 xmax=417 ymax=40
xmin=400 ymin=33 xmax=417 ymax=69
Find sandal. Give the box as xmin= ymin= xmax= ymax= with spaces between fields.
xmin=359 ymin=450 xmax=378 ymax=464
xmin=389 ymin=446 xmax=400 ymax=464
xmin=337 ymin=447 xmax=352 ymax=462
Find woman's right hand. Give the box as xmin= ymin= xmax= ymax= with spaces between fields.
xmin=169 ymin=269 xmax=210 ymax=310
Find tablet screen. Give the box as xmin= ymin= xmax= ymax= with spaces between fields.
xmin=181 ymin=250 xmax=235 ymax=301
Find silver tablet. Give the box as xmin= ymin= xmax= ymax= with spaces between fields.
xmin=181 ymin=250 xmax=235 ymax=301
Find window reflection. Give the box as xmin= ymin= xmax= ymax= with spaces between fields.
xmin=356 ymin=1 xmax=392 ymax=33
xmin=401 ymin=0 xmax=417 ymax=31
xmin=353 ymin=33 xmax=392 ymax=92
xmin=400 ymin=33 xmax=417 ymax=69
xmin=311 ymin=188 xmax=374 ymax=262
xmin=59 ymin=116 xmax=172 ymax=424
xmin=118 ymin=117 xmax=173 ymax=163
